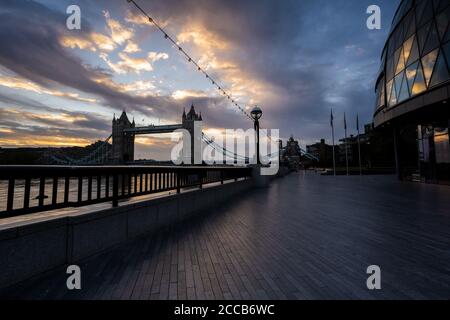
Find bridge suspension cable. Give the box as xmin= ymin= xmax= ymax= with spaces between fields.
xmin=202 ymin=133 xmax=249 ymax=162
xmin=126 ymin=0 xmax=253 ymax=122
xmin=49 ymin=135 xmax=113 ymax=165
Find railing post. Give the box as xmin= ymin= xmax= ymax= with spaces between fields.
xmin=64 ymin=177 xmax=70 ymax=204
xmin=176 ymin=171 xmax=181 ymax=194
xmin=87 ymin=176 xmax=92 ymax=201
xmin=39 ymin=177 xmax=46 ymax=207
xmin=97 ymin=176 xmax=101 ymax=199
xmin=6 ymin=178 xmax=14 ymax=212
xmin=77 ymin=176 xmax=82 ymax=204
xmin=220 ymin=170 xmax=224 ymax=185
xmin=24 ymin=178 xmax=31 ymax=209
xmin=112 ymin=174 xmax=119 ymax=207
xmin=52 ymin=177 xmax=58 ymax=206
xmin=105 ymin=175 xmax=110 ymax=198
xmin=199 ymin=171 xmax=203 ymax=190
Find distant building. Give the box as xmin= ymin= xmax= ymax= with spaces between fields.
xmin=307 ymin=123 xmax=395 ymax=170
xmin=306 ymin=139 xmax=335 ymax=167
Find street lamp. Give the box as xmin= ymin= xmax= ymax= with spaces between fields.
xmin=251 ymin=106 xmax=263 ymax=165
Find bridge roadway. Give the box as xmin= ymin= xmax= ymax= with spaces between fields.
xmin=3 ymin=172 xmax=450 ymax=299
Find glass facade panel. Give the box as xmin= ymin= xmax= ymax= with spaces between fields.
xmin=407 ymin=36 xmax=420 ymax=65
xmin=411 ymin=62 xmax=427 ymax=95
xmin=437 ymin=0 xmax=450 ymax=12
xmin=404 ymin=11 xmax=416 ymax=40
xmin=418 ymin=0 xmax=434 ymax=26
xmin=397 ymin=71 xmax=410 ymax=102
xmin=422 ymin=48 xmax=439 ymax=86
xmin=386 ymin=57 xmax=394 ymax=81
xmin=388 ymin=79 xmax=398 ymax=107
xmin=443 ymin=41 xmax=450 ymax=65
xmin=394 ymin=72 xmax=404 ymax=102
xmin=395 ymin=47 xmax=406 ymax=74
xmin=417 ymin=21 xmax=432 ymax=54
xmin=403 ymin=35 xmax=415 ymax=63
xmin=429 ymin=49 xmax=450 ymax=87
xmin=405 ymin=61 xmax=419 ymax=95
xmin=423 ymin=22 xmax=440 ymax=55
xmin=436 ymin=7 xmax=450 ymax=39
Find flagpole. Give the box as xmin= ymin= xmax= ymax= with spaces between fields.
xmin=344 ymin=112 xmax=349 ymax=176
xmin=357 ymin=114 xmax=362 ymax=175
xmin=331 ymin=109 xmax=336 ymax=176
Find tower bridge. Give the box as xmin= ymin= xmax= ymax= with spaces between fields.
xmin=112 ymin=104 xmax=202 ymax=164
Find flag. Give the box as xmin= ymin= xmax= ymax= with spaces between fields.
xmin=356 ymin=113 xmax=359 ymax=131
xmin=344 ymin=112 xmax=347 ymax=130
xmin=330 ymin=109 xmax=334 ymax=128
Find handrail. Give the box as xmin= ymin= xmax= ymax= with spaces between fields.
xmin=0 ymin=165 xmax=252 ymax=218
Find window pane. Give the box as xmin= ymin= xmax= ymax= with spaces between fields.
xmin=397 ymin=22 xmax=405 ymax=48
xmin=422 ymin=48 xmax=439 ymax=86
xmin=386 ymin=57 xmax=394 ymax=81
xmin=415 ymin=1 xmax=428 ymax=27
xmin=419 ymin=1 xmax=434 ymax=27
xmin=387 ymin=79 xmax=397 ymax=107
xmin=394 ymin=72 xmax=404 ymax=100
xmin=443 ymin=41 xmax=450 ymax=68
xmin=417 ymin=22 xmax=432 ymax=55
xmin=406 ymin=36 xmax=420 ymax=65
xmin=403 ymin=35 xmax=414 ymax=63
xmin=429 ymin=50 xmax=450 ymax=87
xmin=405 ymin=61 xmax=419 ymax=95
xmin=395 ymin=47 xmax=405 ymax=74
xmin=412 ymin=62 xmax=427 ymax=95
xmin=445 ymin=26 xmax=450 ymax=43
xmin=423 ymin=22 xmax=440 ymax=55
xmin=386 ymin=79 xmax=393 ymax=105
xmin=404 ymin=11 xmax=416 ymax=40
xmin=435 ymin=0 xmax=450 ymax=13
xmin=388 ymin=38 xmax=395 ymax=58
xmin=436 ymin=7 xmax=450 ymax=40
xmin=397 ymin=72 xmax=410 ymax=102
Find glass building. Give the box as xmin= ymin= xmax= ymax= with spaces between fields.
xmin=374 ymin=0 xmax=450 ymax=183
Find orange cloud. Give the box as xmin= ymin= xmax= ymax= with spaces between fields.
xmin=175 ymin=22 xmax=275 ymax=109
xmin=124 ymin=40 xmax=141 ymax=53
xmin=100 ymin=51 xmax=168 ymax=74
xmin=104 ymin=11 xmax=134 ymax=45
xmin=60 ymin=32 xmax=116 ymax=52
xmin=0 ymin=136 xmax=90 ymax=147
xmin=172 ymin=89 xmax=208 ymax=100
xmin=0 ymin=75 xmax=97 ymax=103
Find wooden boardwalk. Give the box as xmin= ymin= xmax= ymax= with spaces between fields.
xmin=3 ymin=172 xmax=450 ymax=299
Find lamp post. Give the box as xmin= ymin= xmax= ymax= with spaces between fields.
xmin=251 ymin=106 xmax=263 ymax=165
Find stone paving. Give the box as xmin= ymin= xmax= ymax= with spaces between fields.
xmin=3 ymin=172 xmax=450 ymax=299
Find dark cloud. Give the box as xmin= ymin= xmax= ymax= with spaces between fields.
xmin=125 ymin=0 xmax=399 ymax=141
xmin=0 ymin=0 xmax=400 ymax=151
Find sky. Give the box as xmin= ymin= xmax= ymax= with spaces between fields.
xmin=0 ymin=0 xmax=399 ymax=160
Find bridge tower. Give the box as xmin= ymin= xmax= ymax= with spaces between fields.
xmin=182 ymin=104 xmax=203 ymax=165
xmin=112 ymin=111 xmax=135 ymax=164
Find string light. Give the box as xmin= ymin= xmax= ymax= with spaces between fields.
xmin=126 ymin=0 xmax=253 ymax=121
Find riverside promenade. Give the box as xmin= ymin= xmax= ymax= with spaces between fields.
xmin=2 ymin=171 xmax=450 ymax=299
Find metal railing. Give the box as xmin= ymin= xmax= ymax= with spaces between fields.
xmin=0 ymin=165 xmax=252 ymax=218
